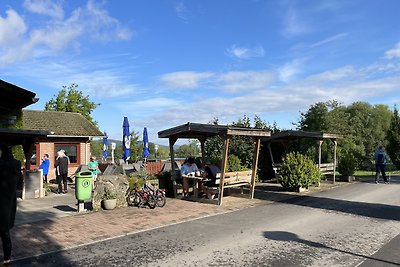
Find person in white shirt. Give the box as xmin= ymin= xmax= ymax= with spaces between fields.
xmin=180 ymin=157 xmax=199 ymax=197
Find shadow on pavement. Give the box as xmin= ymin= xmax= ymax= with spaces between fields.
xmin=11 ymin=210 xmax=74 ymax=267
xmin=264 ymin=231 xmax=400 ymax=266
xmin=253 ymin=177 xmax=400 ymax=221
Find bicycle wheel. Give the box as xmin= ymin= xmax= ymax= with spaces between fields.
xmin=127 ymin=190 xmax=140 ymax=206
xmin=147 ymin=194 xmax=157 ymax=209
xmin=155 ymin=189 xmax=166 ymax=207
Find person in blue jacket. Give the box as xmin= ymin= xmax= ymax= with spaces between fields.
xmin=39 ymin=154 xmax=50 ymax=184
xmin=374 ymin=145 xmax=388 ymax=184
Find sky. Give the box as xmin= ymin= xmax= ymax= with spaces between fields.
xmin=1 ymin=0 xmax=400 ymax=146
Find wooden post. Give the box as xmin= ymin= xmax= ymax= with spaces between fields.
xmin=250 ymin=137 xmax=261 ymax=199
xmin=318 ymin=140 xmax=323 ymax=168
xmin=218 ymin=136 xmax=230 ymax=205
xmin=169 ymin=137 xmax=177 ymax=198
xmin=199 ymin=137 xmax=206 ymax=168
xmin=333 ymin=139 xmax=337 ymax=184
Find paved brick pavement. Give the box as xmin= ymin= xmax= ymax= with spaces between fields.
xmin=10 ymin=181 xmax=348 ymax=262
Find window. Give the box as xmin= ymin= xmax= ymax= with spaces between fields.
xmin=54 ymin=144 xmax=79 ymax=164
xmin=30 ymin=144 xmax=38 ymax=166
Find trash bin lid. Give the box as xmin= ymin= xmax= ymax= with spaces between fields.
xmin=77 ymin=171 xmax=93 ymax=177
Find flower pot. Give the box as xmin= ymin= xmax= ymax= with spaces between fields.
xmin=103 ymin=199 xmax=117 ymax=210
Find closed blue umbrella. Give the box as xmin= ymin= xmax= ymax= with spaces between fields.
xmin=142 ymin=127 xmax=150 ymax=159
xmin=122 ymin=117 xmax=131 ymax=162
xmin=103 ymin=132 xmax=108 ymax=161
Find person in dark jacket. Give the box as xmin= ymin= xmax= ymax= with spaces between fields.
xmin=54 ymin=150 xmax=69 ymax=194
xmin=374 ymin=145 xmax=388 ymax=184
xmin=199 ymin=159 xmax=221 ymax=199
xmin=0 ymin=142 xmax=22 ymax=265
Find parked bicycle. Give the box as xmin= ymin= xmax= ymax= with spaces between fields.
xmin=126 ymin=177 xmax=166 ymax=208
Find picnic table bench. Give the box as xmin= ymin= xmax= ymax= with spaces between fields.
xmin=205 ymin=170 xmax=253 ymax=198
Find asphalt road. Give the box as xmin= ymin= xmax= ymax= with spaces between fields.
xmin=13 ymin=178 xmax=400 ymax=267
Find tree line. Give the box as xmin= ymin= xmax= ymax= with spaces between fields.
xmin=45 ymin=84 xmax=400 ymax=171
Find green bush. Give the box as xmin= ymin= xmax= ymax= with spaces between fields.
xmin=227 ymin=155 xmax=243 ymax=171
xmin=278 ymin=152 xmax=321 ymax=191
xmin=338 ymin=153 xmax=356 ymax=177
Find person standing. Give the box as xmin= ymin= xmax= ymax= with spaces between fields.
xmin=54 ymin=150 xmax=69 ymax=194
xmin=0 ymin=143 xmax=22 ymax=265
xmin=88 ymin=156 xmax=99 ymax=188
xmin=39 ymin=154 xmax=50 ymax=184
xmin=374 ymin=145 xmax=388 ymax=184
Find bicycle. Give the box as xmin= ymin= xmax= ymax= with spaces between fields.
xmin=126 ymin=177 xmax=166 ymax=208
xmin=147 ymin=180 xmax=166 ymax=207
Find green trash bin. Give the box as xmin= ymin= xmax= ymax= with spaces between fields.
xmin=75 ymin=171 xmax=93 ymax=201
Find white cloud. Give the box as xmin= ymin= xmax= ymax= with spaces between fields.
xmin=23 ymin=0 xmax=64 ymax=19
xmin=226 ymin=45 xmax=265 ymax=60
xmin=384 ymin=42 xmax=400 ymax=59
xmin=310 ymin=33 xmax=348 ymax=48
xmin=283 ymin=8 xmax=311 ymax=37
xmin=175 ymin=2 xmax=190 ymax=22
xmin=0 ymin=0 xmax=133 ymax=66
xmin=0 ymin=9 xmax=27 ymax=46
xmin=217 ymin=71 xmax=275 ymax=92
xmin=304 ymin=66 xmax=355 ymax=82
xmin=278 ymin=59 xmax=305 ymax=83
xmin=160 ymin=71 xmax=214 ymax=89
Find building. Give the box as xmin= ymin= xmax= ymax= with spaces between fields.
xmin=22 ymin=110 xmax=103 ymax=180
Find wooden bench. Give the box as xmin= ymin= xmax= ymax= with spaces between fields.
xmin=206 ymin=170 xmax=253 ymax=197
xmin=319 ymin=163 xmax=335 ymax=175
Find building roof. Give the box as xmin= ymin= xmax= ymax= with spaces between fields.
xmin=158 ymin=122 xmax=271 ymax=139
xmin=263 ymin=130 xmax=343 ymax=142
xmin=0 ymin=80 xmax=38 ymax=118
xmin=22 ymin=110 xmax=103 ymax=137
xmin=0 ymin=128 xmax=50 ymax=146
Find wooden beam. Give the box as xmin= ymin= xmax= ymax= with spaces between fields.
xmin=218 ymin=136 xmax=230 ymax=205
xmin=250 ymin=137 xmax=261 ymax=199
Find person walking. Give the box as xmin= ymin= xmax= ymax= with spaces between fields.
xmin=54 ymin=150 xmax=69 ymax=194
xmin=374 ymin=145 xmax=388 ymax=184
xmin=39 ymin=154 xmax=50 ymax=184
xmin=0 ymin=143 xmax=22 ymax=265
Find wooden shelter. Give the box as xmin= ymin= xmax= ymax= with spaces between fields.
xmin=158 ymin=122 xmax=271 ymax=205
xmin=263 ymin=130 xmax=343 ymax=183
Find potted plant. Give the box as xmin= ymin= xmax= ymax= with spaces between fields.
xmin=102 ymin=187 xmax=117 ymax=210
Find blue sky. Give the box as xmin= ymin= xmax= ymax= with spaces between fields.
xmin=1 ymin=0 xmax=400 ymax=146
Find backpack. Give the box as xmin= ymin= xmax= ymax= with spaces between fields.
xmin=377 ymin=153 xmax=385 ymax=164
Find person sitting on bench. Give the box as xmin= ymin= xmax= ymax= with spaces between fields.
xmin=200 ymin=159 xmax=221 ymax=199
xmin=180 ymin=157 xmax=199 ymax=197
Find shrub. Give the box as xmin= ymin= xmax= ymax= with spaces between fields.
xmin=103 ymin=186 xmax=117 ymax=200
xmin=278 ymin=152 xmax=321 ymax=191
xmin=338 ymin=153 xmax=356 ymax=177
xmin=227 ymin=155 xmax=243 ymax=172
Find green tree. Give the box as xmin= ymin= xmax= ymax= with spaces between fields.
xmin=45 ymin=84 xmax=99 ymax=125
xmin=297 ymin=100 xmax=392 ymax=168
xmin=175 ymin=140 xmax=201 ymax=158
xmin=129 ymin=130 xmax=142 ymax=161
xmin=387 ymin=105 xmax=400 ymax=169
xmin=90 ymin=139 xmax=104 ymax=159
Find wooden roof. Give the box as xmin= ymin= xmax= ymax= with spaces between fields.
xmin=158 ymin=122 xmax=271 ymax=139
xmin=263 ymin=130 xmax=343 ymax=142
xmin=0 ymin=128 xmax=49 ymax=146
xmin=22 ymin=110 xmax=103 ymax=137
xmin=0 ymin=80 xmax=38 ymax=118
